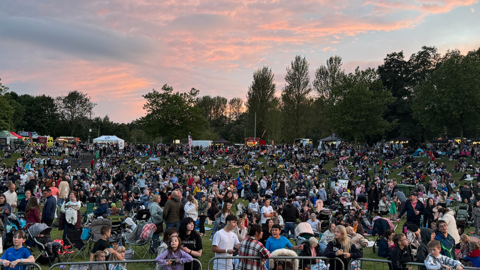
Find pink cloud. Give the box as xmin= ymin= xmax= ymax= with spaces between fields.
xmin=1 ymin=0 xmax=478 ymax=123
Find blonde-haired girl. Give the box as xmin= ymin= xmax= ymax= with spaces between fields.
xmin=323 ymin=225 xmax=362 ymax=270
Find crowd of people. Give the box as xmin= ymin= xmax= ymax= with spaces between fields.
xmin=1 ymin=139 xmax=480 ymax=270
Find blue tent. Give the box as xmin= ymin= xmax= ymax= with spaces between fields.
xmin=414 ymin=148 xmax=424 ymax=157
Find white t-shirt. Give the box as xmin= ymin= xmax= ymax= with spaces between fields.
xmin=261 ymin=205 xmax=274 ymax=224
xmin=213 ymin=229 xmax=239 ymax=270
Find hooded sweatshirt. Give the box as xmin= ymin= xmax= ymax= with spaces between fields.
xmin=416 ymin=228 xmax=433 ymax=270
xmin=163 ymin=194 xmax=183 ymax=224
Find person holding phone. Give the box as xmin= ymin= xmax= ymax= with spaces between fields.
xmin=155 ymin=236 xmax=193 ymax=270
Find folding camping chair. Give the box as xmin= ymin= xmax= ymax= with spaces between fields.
xmin=65 ymin=227 xmax=88 ymax=261
xmin=82 ymin=202 xmax=95 ymax=222
xmin=124 ymin=223 xmax=155 ymax=259
xmin=53 ymin=239 xmax=76 ymax=262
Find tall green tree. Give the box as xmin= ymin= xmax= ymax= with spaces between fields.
xmin=326 ymin=68 xmax=395 ymax=144
xmin=379 ymin=46 xmax=443 ymax=142
xmin=313 ymin=56 xmax=345 ymax=99
xmin=56 ymin=90 xmax=95 ymax=136
xmin=228 ymin=98 xmax=243 ymax=121
xmin=282 ymin=55 xmax=312 ymax=142
xmin=197 ymin=96 xmax=228 ymax=127
xmin=140 ymin=84 xmax=207 ymax=140
xmin=246 ymin=67 xmax=276 ymax=138
xmin=412 ymin=48 xmax=480 ymax=147
xmin=0 ymin=79 xmax=14 ymax=130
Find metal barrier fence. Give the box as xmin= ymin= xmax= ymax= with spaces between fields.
xmin=349 ymin=258 xmax=391 ymax=270
xmin=404 ymin=261 xmax=479 ymax=270
xmin=14 ymin=262 xmax=43 ymax=270
xmin=49 ymin=258 xmax=202 ymax=270
xmin=348 ymin=258 xmax=480 ymax=270
xmin=207 ymin=256 xmax=345 ymax=270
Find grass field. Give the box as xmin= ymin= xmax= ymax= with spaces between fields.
xmin=0 ymin=149 xmax=476 ymax=270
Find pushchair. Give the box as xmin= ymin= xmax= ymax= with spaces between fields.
xmin=27 ymin=223 xmax=62 ymax=265
xmin=133 ymin=209 xmax=151 ymax=223
xmin=317 ymin=209 xmax=332 ymax=232
xmin=294 ymin=222 xmax=315 ymax=255
xmin=108 ymin=220 xmax=126 ymax=245
xmin=456 ymin=203 xmax=470 ymax=229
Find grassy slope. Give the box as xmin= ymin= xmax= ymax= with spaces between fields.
xmin=0 ymin=150 xmax=473 ymax=269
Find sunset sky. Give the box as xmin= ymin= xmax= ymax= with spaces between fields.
xmin=1 ymin=0 xmax=479 ymax=123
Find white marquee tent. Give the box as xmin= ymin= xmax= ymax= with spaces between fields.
xmin=93 ymin=135 xmax=125 ymax=149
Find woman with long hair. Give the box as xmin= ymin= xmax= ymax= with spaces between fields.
xmin=209 ymin=202 xmax=234 ymax=241
xmin=261 ymin=219 xmax=274 ymax=245
xmin=323 ymin=225 xmax=362 ymax=270
xmin=178 ymin=217 xmax=202 ymax=270
xmin=424 ymin=198 xmax=435 ymax=228
xmin=25 ymin=197 xmax=40 ymax=229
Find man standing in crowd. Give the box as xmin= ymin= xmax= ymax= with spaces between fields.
xmin=212 ymin=215 xmax=240 ymax=270
xmin=398 ymin=192 xmax=424 ymax=227
xmin=58 ymin=177 xmax=70 ymax=207
xmin=261 ymin=199 xmax=274 ymax=224
xmin=163 ymin=189 xmax=183 ymax=229
xmin=282 ymin=200 xmax=299 ymax=238
xmin=4 ymin=183 xmax=17 ymax=213
xmin=42 ymin=188 xmax=56 ymax=226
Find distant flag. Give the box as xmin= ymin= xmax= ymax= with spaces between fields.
xmin=261 ymin=130 xmax=266 ymax=138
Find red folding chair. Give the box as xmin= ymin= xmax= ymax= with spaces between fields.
xmin=54 ymin=239 xmax=76 ymax=262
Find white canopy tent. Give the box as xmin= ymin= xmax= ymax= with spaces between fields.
xmin=93 ymin=135 xmax=125 ymax=149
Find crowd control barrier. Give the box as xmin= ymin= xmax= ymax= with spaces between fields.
xmin=208 ymin=256 xmax=344 ymax=270
xmin=49 ymin=258 xmax=202 ymax=270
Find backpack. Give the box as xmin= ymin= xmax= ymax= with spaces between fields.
xmin=81 ymin=228 xmax=91 ymax=241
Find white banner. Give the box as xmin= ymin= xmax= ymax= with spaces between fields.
xmin=331 ymin=179 xmax=349 ymax=189
xmin=118 ymin=139 xmax=125 ymax=150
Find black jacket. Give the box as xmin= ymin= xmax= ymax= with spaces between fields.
xmin=416 ymin=228 xmax=433 ymax=270
xmin=282 ymin=204 xmax=299 ymax=222
xmin=388 ymin=244 xmax=413 ymax=270
xmin=377 ymin=238 xmax=391 ymax=258
xmin=300 ymin=241 xmax=322 ymax=269
xmin=324 ymin=241 xmax=362 ymax=270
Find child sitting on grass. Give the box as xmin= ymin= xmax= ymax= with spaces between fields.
xmin=425 ymin=240 xmax=463 ymax=270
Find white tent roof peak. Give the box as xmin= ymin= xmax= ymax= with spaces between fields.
xmin=93 ymin=135 xmax=123 ymax=142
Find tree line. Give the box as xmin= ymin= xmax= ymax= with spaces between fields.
xmin=1 ymin=45 xmax=480 ymax=145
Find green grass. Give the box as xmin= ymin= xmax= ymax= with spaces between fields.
xmin=1 ymin=149 xmax=476 ymax=269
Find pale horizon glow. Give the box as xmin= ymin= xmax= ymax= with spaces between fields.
xmin=1 ymin=0 xmax=479 ymax=123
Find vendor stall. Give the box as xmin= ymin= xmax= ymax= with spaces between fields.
xmin=93 ymin=135 xmax=125 ymax=149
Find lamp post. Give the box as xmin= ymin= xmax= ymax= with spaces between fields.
xmin=88 ymin=129 xmax=92 ymax=144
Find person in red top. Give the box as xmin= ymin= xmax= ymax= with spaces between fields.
xmin=25 ymin=198 xmax=41 ymax=228
xmin=91 ymin=159 xmax=95 ymax=170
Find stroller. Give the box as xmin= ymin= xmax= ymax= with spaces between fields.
xmin=108 ymin=220 xmax=126 ymax=245
xmin=294 ymin=222 xmax=315 ymax=255
xmin=456 ymin=203 xmax=470 ymax=229
xmin=317 ymin=209 xmax=332 ymax=232
xmin=28 ymin=223 xmax=62 ymax=265
xmin=133 ymin=209 xmax=151 ymax=223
